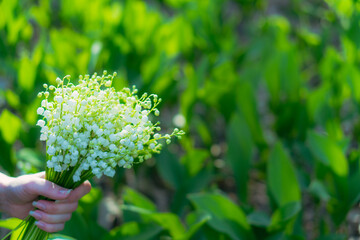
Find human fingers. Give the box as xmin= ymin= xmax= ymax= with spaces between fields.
xmin=32 ymin=172 xmax=45 ymax=179
xmin=33 ymin=200 xmax=78 ymax=214
xmin=35 ymin=221 xmax=65 ymax=233
xmin=56 ymin=181 xmax=91 ymax=203
xmin=8 ymin=203 xmax=34 ymax=219
xmin=24 ymin=178 xmax=71 ymax=200
xmin=30 ymin=210 xmax=71 ymax=224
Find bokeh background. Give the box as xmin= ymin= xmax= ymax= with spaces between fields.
xmin=1 ymin=0 xmax=360 ymax=239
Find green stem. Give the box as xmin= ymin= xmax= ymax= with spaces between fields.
xmin=17 ymin=216 xmax=49 ymax=240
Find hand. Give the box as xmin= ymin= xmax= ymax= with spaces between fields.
xmin=0 ymin=172 xmax=91 ymax=232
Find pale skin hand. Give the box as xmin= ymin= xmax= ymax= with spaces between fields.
xmin=0 ymin=172 xmax=91 ymax=233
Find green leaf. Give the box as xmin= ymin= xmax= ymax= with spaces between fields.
xmin=180 ymin=60 xmax=207 ymax=125
xmin=121 ymin=205 xmax=185 ymax=238
xmin=164 ymin=0 xmax=191 ymax=8
xmin=24 ymin=98 xmax=41 ymax=125
xmin=268 ymin=202 xmax=301 ymax=231
xmin=16 ymin=148 xmax=43 ymax=169
xmin=236 ymin=82 xmax=265 ymax=146
xmin=48 ymin=234 xmax=76 ymax=240
xmin=182 ymin=211 xmax=211 ymax=240
xmin=307 ymin=131 xmax=348 ymax=176
xmin=189 ymin=193 xmax=254 ymax=240
xmin=307 ymin=84 xmax=330 ymax=124
xmin=0 ymin=137 xmax=16 ymax=175
xmin=107 ymin=222 xmax=162 ymax=240
xmin=0 ymin=109 xmax=22 ymax=145
xmin=150 ymin=213 xmax=185 ymax=237
xmin=171 ymin=165 xmax=213 ymax=214
xmin=193 ymin=117 xmax=212 ymax=146
xmin=226 ymin=112 xmax=253 ymax=202
xmin=156 ymin=149 xmax=185 ymax=189
xmin=264 ymin=54 xmax=280 ymax=104
xmin=87 ymin=220 xmax=109 ymax=240
xmin=154 ymin=16 xmax=193 ymax=56
xmin=0 ymin=218 xmax=22 ymax=230
xmin=308 ymin=180 xmax=331 ymax=202
xmin=123 ymin=187 xmax=157 ymax=211
xmin=181 ymin=149 xmax=209 ymax=177
xmin=325 ymin=0 xmax=353 ymax=18
xmin=298 ymin=28 xmax=320 ymax=46
xmin=317 ymin=234 xmax=347 ymax=240
xmin=0 ymin=218 xmax=26 ymax=240
xmin=122 ymin=1 xmax=161 ymax=54
xmin=17 ymin=55 xmax=37 ymax=92
xmin=247 ymin=211 xmax=271 ymax=227
xmin=344 ymin=64 xmax=360 ymax=103
xmin=60 ymin=211 xmax=90 ymax=239
xmin=79 ymin=187 xmax=102 ymax=214
xmin=5 ymin=90 xmax=20 ymax=109
xmin=80 ymin=187 xmax=102 ymax=204
xmin=267 ymin=142 xmax=301 ymax=207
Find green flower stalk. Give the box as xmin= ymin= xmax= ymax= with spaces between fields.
xmin=12 ymin=71 xmax=184 ymax=240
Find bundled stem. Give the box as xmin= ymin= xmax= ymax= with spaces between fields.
xmin=14 ymin=166 xmax=93 ymax=240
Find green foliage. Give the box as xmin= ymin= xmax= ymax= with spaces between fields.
xmin=227 ymin=113 xmax=253 ymax=203
xmin=189 ymin=193 xmax=254 ymax=240
xmin=0 ymin=218 xmax=26 ymax=240
xmin=0 ymin=218 xmax=22 ymax=230
xmin=0 ymin=109 xmax=21 ymax=145
xmin=267 ymin=143 xmax=301 ymax=207
xmin=1 ymin=0 xmax=360 ymax=239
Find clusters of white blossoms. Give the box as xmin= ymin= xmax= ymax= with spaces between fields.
xmin=36 ymin=71 xmax=184 ymax=182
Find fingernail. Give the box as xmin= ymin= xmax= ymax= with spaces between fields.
xmin=29 ymin=211 xmax=42 ymax=220
xmin=32 ymin=201 xmax=46 ymax=210
xmin=35 ymin=221 xmax=45 ymax=228
xmin=59 ymin=189 xmax=72 ymax=195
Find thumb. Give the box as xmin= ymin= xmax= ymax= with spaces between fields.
xmin=25 ymin=178 xmax=72 ymax=200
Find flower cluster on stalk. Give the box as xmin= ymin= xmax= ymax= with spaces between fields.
xmin=36 ymin=71 xmax=184 ymax=182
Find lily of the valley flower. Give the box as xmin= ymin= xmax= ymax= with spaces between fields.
xmin=36 ymin=71 xmax=184 ymax=183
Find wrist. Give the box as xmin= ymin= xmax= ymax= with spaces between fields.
xmin=0 ymin=173 xmax=13 ymax=213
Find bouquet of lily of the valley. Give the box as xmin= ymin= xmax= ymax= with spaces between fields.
xmin=15 ymin=71 xmax=184 ymax=240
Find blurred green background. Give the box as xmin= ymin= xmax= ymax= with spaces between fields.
xmin=1 ymin=0 xmax=360 ymax=239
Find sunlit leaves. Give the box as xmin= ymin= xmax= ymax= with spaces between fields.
xmin=0 ymin=218 xmax=22 ymax=230
xmin=181 ymin=148 xmax=209 ymax=176
xmin=154 ymin=16 xmax=194 ymax=56
xmin=307 ymin=131 xmax=348 ymax=177
xmin=1 ymin=0 xmax=360 ymax=238
xmin=18 ymin=55 xmax=37 ymax=92
xmin=47 ymin=29 xmax=90 ymax=78
xmin=325 ymin=0 xmax=353 ymax=19
xmin=0 ymin=109 xmax=22 ymax=145
xmin=122 ymin=187 xmax=157 ymax=212
xmin=123 ymin=1 xmax=161 ymax=54
xmin=5 ymin=90 xmax=20 ymax=109
xmin=0 ymin=218 xmax=24 ymax=240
